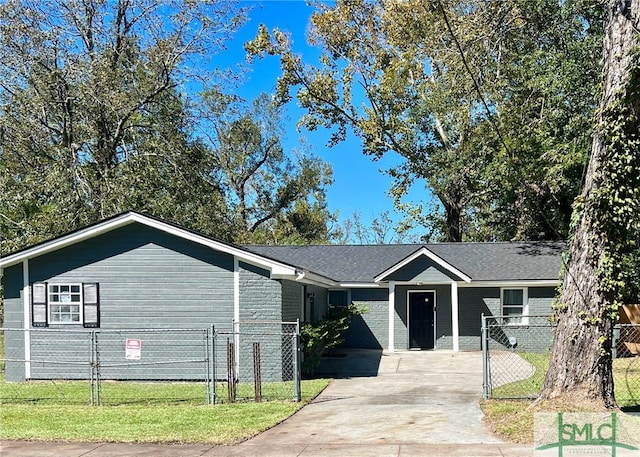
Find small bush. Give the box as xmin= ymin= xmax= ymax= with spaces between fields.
xmin=300 ymin=304 xmax=366 ymax=376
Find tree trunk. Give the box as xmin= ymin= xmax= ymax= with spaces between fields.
xmin=443 ymin=200 xmax=462 ymax=242
xmin=539 ymin=0 xmax=639 ymax=408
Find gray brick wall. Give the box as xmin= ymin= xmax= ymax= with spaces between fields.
xmin=281 ymin=280 xmax=303 ymax=322
xmin=434 ymin=285 xmax=452 ymax=350
xmin=343 ymin=288 xmax=388 ymax=349
xmin=239 ymin=261 xmax=281 ymax=321
xmin=458 ymin=288 xmax=497 ymax=350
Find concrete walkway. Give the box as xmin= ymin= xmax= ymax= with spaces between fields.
xmin=0 ymin=350 xmax=534 ymax=456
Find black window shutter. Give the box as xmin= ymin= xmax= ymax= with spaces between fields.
xmin=32 ymin=282 xmax=48 ymax=327
xmin=83 ymin=283 xmax=100 ymax=328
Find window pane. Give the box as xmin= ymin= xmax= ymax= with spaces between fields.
xmin=503 ymin=289 xmax=523 ymax=305
xmin=503 ymin=306 xmax=522 ymax=316
xmin=71 ymin=285 xmax=80 ymax=293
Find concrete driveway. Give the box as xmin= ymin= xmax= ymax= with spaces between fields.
xmin=238 ymin=349 xmax=503 ymax=449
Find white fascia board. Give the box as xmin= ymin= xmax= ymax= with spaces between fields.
xmin=0 ymin=212 xmax=136 ymax=268
xmin=274 ymin=270 xmax=338 ymax=287
xmin=457 ymin=280 xmax=558 ymax=288
xmin=374 ymin=247 xmax=472 ymax=283
xmin=0 ymin=212 xmax=298 ymax=277
xmin=339 ymin=282 xmax=383 ymax=288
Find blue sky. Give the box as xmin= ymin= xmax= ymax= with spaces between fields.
xmin=216 ymin=0 xmax=429 ymax=238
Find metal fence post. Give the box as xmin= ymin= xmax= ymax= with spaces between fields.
xmin=481 ymin=314 xmax=490 ymax=400
xmin=94 ymin=331 xmax=102 ymax=406
xmin=90 ymin=330 xmax=96 ymax=406
xmin=293 ymin=319 xmax=301 ymax=402
xmin=210 ymin=325 xmax=216 ymax=405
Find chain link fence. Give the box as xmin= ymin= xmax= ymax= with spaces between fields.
xmin=482 ymin=315 xmax=640 ymax=408
xmin=0 ymin=321 xmax=301 ymax=406
xmin=213 ymin=321 xmax=300 ymax=403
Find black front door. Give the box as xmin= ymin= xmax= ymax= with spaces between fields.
xmin=409 ymin=291 xmax=435 ymax=349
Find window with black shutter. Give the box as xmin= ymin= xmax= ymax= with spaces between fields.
xmin=32 ymin=282 xmax=48 ymax=327
xmin=82 ymin=283 xmax=100 ymax=328
xmin=31 ymin=282 xmax=101 ymax=327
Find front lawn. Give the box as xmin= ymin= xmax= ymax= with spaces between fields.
xmin=0 ymin=378 xmax=329 ymax=444
xmin=483 ymin=352 xmax=640 ymax=443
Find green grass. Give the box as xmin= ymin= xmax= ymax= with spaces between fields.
xmin=483 ymin=353 xmax=640 ymax=443
xmin=480 ymin=399 xmax=534 ymax=443
xmin=491 ymin=352 xmax=550 ymax=399
xmin=0 ymin=379 xmax=329 ymax=444
xmin=491 ymin=352 xmax=640 ymax=408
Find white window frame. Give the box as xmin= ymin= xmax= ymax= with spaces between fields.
xmin=48 ymin=283 xmax=83 ymax=324
xmin=501 ymin=287 xmax=529 ymax=325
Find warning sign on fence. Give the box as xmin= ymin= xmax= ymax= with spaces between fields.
xmin=125 ymin=338 xmax=141 ymax=360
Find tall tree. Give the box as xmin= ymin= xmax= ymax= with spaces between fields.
xmin=540 ymin=0 xmax=640 ymax=408
xmin=195 ymin=92 xmax=335 ymax=244
xmin=245 ymin=0 xmax=603 ymax=242
xmin=0 ymin=0 xmax=247 ymax=252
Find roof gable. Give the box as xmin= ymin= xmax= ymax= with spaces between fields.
xmin=374 ymin=247 xmax=472 ymax=283
xmin=0 ymin=212 xmax=297 ymax=277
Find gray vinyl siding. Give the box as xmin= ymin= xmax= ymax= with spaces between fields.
xmin=25 ymin=223 xmax=236 ymax=380
xmin=343 ymin=288 xmax=388 ymax=349
xmin=2 ymin=264 xmax=26 ymax=381
xmin=385 ymin=256 xmax=459 ymax=283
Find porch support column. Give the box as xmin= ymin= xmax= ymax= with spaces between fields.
xmin=388 ymin=281 xmax=395 ymax=352
xmin=451 ymin=281 xmax=459 ymax=352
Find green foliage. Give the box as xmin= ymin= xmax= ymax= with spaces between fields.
xmin=195 ymin=92 xmax=336 ymax=244
xmin=246 ymin=0 xmax=604 ymax=242
xmin=300 ymin=304 xmax=366 ymax=376
xmin=573 ymin=44 xmax=640 ymax=322
xmin=0 ymin=1 xmax=336 ymax=253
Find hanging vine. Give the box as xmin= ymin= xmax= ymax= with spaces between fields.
xmin=586 ymin=45 xmax=640 ymax=338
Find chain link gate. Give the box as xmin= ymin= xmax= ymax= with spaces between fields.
xmin=482 ymin=315 xmax=640 ymax=408
xmin=211 ymin=320 xmax=301 ymax=404
xmin=1 ymin=322 xmax=301 ymax=406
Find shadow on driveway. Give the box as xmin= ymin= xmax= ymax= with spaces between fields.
xmin=313 ymin=349 xmax=383 ymax=378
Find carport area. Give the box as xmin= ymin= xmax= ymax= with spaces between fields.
xmin=239 ymin=349 xmax=504 ymax=450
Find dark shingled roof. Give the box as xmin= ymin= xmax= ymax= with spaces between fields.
xmin=244 ymin=242 xmax=564 ymax=283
